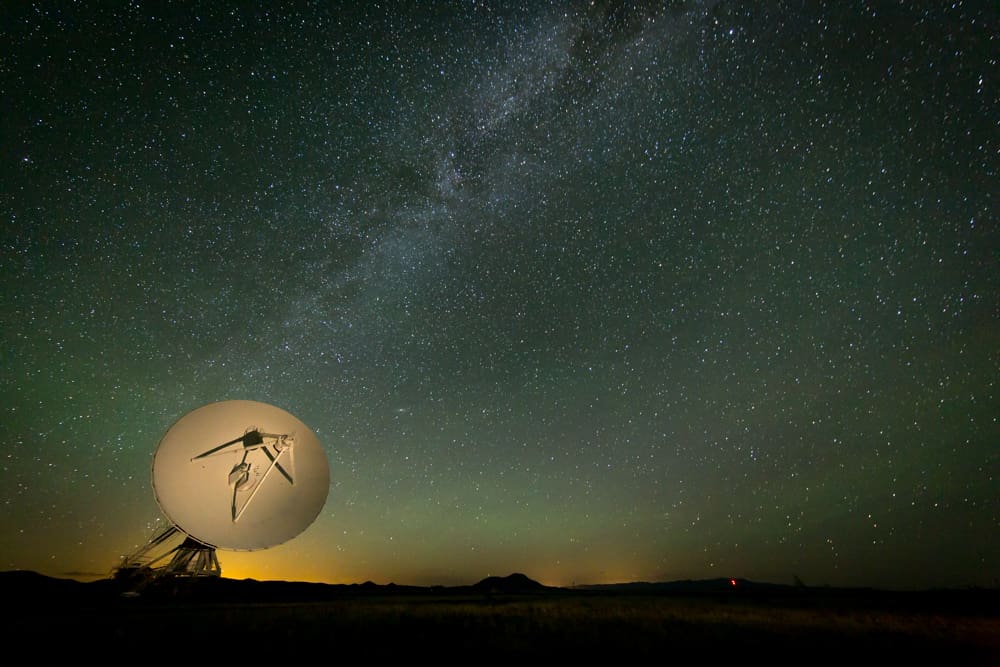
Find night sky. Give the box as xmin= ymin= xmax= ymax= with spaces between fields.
xmin=2 ymin=1 xmax=997 ymax=591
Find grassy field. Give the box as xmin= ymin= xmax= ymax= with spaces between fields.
xmin=7 ymin=586 xmax=998 ymax=663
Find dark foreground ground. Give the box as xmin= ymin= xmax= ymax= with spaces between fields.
xmin=3 ymin=571 xmax=997 ymax=664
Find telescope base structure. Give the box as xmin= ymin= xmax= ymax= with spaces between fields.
xmin=114 ymin=526 xmax=222 ymax=593
xmin=161 ymin=535 xmax=223 ymax=577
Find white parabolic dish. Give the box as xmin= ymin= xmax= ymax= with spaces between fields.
xmin=151 ymin=400 xmax=330 ymax=551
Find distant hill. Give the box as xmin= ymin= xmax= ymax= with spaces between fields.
xmin=0 ymin=569 xmax=91 ymax=601
xmin=470 ymin=572 xmax=550 ymax=593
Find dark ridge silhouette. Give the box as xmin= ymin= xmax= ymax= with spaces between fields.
xmin=0 ymin=569 xmax=551 ymax=604
xmin=3 ymin=570 xmax=997 ymax=617
xmin=470 ymin=572 xmax=549 ymax=593
xmin=1 ymin=569 xmax=89 ymax=603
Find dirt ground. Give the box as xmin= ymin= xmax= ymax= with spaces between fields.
xmin=5 ymin=582 xmax=998 ymax=664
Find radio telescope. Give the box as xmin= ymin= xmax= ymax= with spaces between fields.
xmin=115 ymin=400 xmax=329 ymax=583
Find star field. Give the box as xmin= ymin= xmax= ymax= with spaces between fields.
xmin=1 ymin=1 xmax=997 ymax=589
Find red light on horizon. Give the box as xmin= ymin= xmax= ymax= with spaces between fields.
xmin=730 ymin=578 xmax=737 ymax=587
